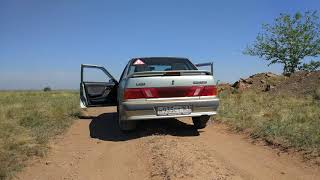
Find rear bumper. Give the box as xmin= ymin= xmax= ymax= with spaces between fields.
xmin=120 ymin=96 xmax=219 ymax=120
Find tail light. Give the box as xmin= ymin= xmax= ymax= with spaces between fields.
xmin=124 ymin=86 xmax=217 ymax=100
xmin=123 ymin=88 xmax=145 ymax=99
xmin=200 ymin=86 xmax=217 ymax=96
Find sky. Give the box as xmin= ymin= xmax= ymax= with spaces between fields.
xmin=0 ymin=0 xmax=319 ymax=89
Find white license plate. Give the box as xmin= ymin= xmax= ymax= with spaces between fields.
xmin=156 ymin=105 xmax=192 ymax=116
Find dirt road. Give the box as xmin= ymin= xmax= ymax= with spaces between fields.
xmin=17 ymin=107 xmax=320 ymax=180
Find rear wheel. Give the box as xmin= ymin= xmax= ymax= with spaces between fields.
xmin=192 ymin=116 xmax=210 ymax=129
xmin=117 ymin=105 xmax=136 ymax=132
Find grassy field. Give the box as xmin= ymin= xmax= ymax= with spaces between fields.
xmin=0 ymin=91 xmax=79 ymax=180
xmin=218 ymin=90 xmax=320 ymax=157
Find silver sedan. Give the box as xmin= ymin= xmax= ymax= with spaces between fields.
xmin=80 ymin=57 xmax=219 ymax=131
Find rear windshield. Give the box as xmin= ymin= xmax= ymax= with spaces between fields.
xmin=127 ymin=58 xmax=197 ymax=75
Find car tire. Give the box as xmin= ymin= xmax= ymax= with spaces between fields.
xmin=192 ymin=116 xmax=210 ymax=129
xmin=117 ymin=105 xmax=136 ymax=132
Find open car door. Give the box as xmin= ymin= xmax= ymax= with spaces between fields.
xmin=80 ymin=64 xmax=118 ymax=108
xmin=195 ymin=62 xmax=214 ymax=76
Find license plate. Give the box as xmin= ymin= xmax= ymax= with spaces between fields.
xmin=156 ymin=105 xmax=192 ymax=116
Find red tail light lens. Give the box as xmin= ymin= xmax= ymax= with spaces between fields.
xmin=124 ymin=88 xmax=145 ymax=99
xmin=200 ymin=86 xmax=217 ymax=96
xmin=124 ymin=86 xmax=217 ymax=100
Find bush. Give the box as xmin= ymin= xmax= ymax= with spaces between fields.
xmin=43 ymin=86 xmax=52 ymax=92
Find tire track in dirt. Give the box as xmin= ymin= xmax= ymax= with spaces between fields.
xmin=139 ymin=134 xmax=241 ymax=180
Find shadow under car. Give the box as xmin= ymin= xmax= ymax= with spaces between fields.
xmin=88 ymin=112 xmax=202 ymax=142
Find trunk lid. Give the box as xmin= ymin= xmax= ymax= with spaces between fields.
xmin=124 ymin=71 xmax=217 ymax=99
xmin=126 ymin=72 xmax=215 ymax=88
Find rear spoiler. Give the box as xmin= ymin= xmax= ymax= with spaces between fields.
xmin=128 ymin=70 xmax=211 ymax=78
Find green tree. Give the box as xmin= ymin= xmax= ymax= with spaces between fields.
xmin=244 ymin=11 xmax=320 ymax=75
xmin=298 ymin=60 xmax=320 ymax=72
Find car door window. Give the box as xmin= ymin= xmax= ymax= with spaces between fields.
xmin=80 ymin=64 xmax=118 ymax=108
xmin=83 ymin=67 xmax=113 ymax=83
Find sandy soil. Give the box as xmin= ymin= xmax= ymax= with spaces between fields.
xmin=16 ymin=107 xmax=320 ymax=180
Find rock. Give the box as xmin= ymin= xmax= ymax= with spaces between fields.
xmin=232 ymin=81 xmax=249 ymax=91
xmin=260 ymin=80 xmax=266 ymax=84
xmin=264 ymin=84 xmax=275 ymax=92
xmin=265 ymin=72 xmax=278 ymax=78
xmin=243 ymin=78 xmax=253 ymax=84
xmin=218 ymin=83 xmax=234 ymax=94
xmin=45 ymin=161 xmax=52 ymax=165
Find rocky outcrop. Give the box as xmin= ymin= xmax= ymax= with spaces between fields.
xmin=230 ymin=72 xmax=283 ymax=92
xmin=219 ymin=71 xmax=320 ymax=97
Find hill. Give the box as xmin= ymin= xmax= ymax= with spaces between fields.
xmin=219 ymin=71 xmax=320 ymax=98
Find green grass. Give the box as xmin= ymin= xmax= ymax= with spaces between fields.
xmin=0 ymin=91 xmax=79 ymax=180
xmin=218 ymin=90 xmax=320 ymax=156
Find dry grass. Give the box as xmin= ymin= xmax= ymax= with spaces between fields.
xmin=315 ymin=87 xmax=320 ymax=100
xmin=218 ymin=90 xmax=320 ymax=155
xmin=0 ymin=91 xmax=79 ymax=180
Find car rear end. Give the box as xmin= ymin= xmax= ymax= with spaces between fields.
xmin=118 ymin=57 xmax=219 ymax=126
